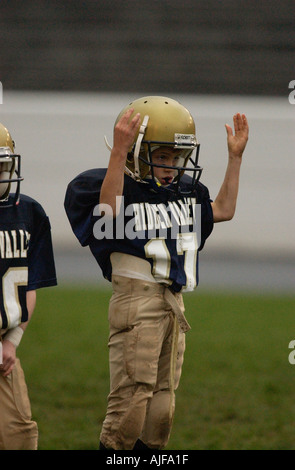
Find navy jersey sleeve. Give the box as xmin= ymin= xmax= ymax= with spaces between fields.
xmin=27 ymin=200 xmax=57 ymax=290
xmin=64 ymin=169 xmax=106 ymax=246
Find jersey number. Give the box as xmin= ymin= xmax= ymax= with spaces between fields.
xmin=2 ymin=267 xmax=28 ymax=329
xmin=145 ymin=233 xmax=198 ymax=291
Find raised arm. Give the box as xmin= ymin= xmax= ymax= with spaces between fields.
xmin=211 ymin=113 xmax=249 ymax=223
xmin=99 ymin=109 xmax=141 ymax=216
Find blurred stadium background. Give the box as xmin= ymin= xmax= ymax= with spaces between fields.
xmin=0 ymin=0 xmax=294 ymax=293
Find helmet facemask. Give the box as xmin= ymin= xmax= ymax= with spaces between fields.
xmin=0 ymin=147 xmax=23 ymax=206
xmin=136 ymin=139 xmax=202 ymax=194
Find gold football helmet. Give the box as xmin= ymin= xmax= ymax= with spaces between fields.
xmin=108 ymin=96 xmax=202 ymax=193
xmin=0 ymin=123 xmax=23 ymax=206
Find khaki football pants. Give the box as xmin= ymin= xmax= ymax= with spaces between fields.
xmin=0 ymin=357 xmax=38 ymax=450
xmin=100 ymin=275 xmax=187 ymax=450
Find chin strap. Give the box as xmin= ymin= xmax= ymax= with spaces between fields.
xmin=133 ymin=114 xmax=149 ymax=180
xmin=104 ymin=135 xmax=112 ymax=152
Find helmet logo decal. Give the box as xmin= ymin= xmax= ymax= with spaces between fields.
xmin=174 ymin=134 xmax=197 ymax=148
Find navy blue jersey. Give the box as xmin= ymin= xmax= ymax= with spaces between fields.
xmin=65 ymin=169 xmax=213 ymax=292
xmin=0 ymin=194 xmax=57 ymax=329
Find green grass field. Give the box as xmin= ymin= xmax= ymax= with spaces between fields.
xmin=18 ymin=285 xmax=295 ymax=450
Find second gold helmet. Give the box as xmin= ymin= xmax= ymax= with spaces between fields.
xmin=0 ymin=123 xmax=23 ymax=206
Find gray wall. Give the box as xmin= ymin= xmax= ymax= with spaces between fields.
xmin=1 ymin=0 xmax=294 ymax=95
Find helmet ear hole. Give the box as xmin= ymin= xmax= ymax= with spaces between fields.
xmin=126 ymin=152 xmax=134 ymax=163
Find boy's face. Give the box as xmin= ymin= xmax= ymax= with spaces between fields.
xmin=150 ymin=147 xmax=186 ymax=186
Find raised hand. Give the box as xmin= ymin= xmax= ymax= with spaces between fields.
xmin=225 ymin=113 xmax=249 ymax=158
xmin=113 ymin=108 xmax=141 ymax=159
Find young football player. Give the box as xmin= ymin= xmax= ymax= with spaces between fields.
xmin=0 ymin=123 xmax=57 ymax=450
xmin=64 ymin=96 xmax=249 ymax=450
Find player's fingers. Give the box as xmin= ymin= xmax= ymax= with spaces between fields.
xmin=130 ymin=113 xmax=141 ymax=128
xmin=124 ymin=108 xmax=134 ymax=118
xmin=225 ymin=123 xmax=233 ymax=137
xmin=119 ymin=108 xmax=134 ymax=125
xmin=2 ymin=365 xmax=13 ymax=377
xmin=241 ymin=114 xmax=249 ymax=132
xmin=233 ymin=113 xmax=242 ymax=133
